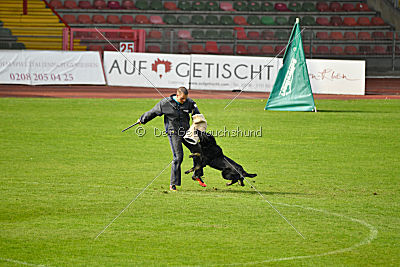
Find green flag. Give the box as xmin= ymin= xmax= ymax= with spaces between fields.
xmin=265 ymin=19 xmax=316 ymax=112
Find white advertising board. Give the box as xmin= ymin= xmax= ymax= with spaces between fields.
xmin=0 ymin=50 xmax=105 ymax=85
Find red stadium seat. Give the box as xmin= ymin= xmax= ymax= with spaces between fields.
xmin=219 ymin=45 xmax=233 ymax=55
xmin=316 ymin=2 xmax=329 ymax=12
xmin=355 ymin=3 xmax=370 ymax=11
xmin=331 ymin=46 xmax=345 ymax=55
xmin=135 ymin=15 xmax=150 ymax=24
xmin=275 ymin=45 xmax=286 ymax=55
xmin=343 ymin=17 xmax=357 ymax=26
xmin=303 ymin=45 xmax=316 ymax=55
xmin=107 ymin=15 xmax=121 ymax=24
xmin=234 ymin=16 xmax=248 ymax=26
xmin=316 ymin=46 xmax=329 ymax=55
xmin=344 ymin=46 xmax=358 ymax=55
xmin=373 ymin=46 xmax=387 ymax=54
xmin=358 ymin=32 xmax=372 ymax=40
xmin=236 ymin=45 xmax=247 ymax=55
xmin=104 ymin=45 xmax=116 ymax=51
xmin=87 ymin=45 xmax=103 ymax=52
xmin=316 ymin=32 xmax=329 ymax=40
xmin=108 ymin=1 xmax=121 ymax=9
xmin=205 ymin=41 xmax=219 ymax=54
xmin=94 ymin=0 xmax=107 ymax=9
xmin=261 ymin=45 xmax=274 ymax=55
xmin=329 ymin=2 xmax=342 ymax=12
xmin=247 ymin=45 xmax=261 ymax=55
xmin=191 ymin=44 xmax=205 ymax=54
xmin=92 ymin=15 xmax=106 ymax=24
xmin=119 ymin=26 xmax=134 ymax=39
xmin=64 ymin=0 xmax=78 ymax=9
xmin=75 ymin=31 xmax=90 ymax=38
xmin=164 ymin=2 xmax=179 ymax=10
xmin=105 ymin=32 xmax=119 ymax=39
xmin=387 ymin=46 xmax=400 ymax=55
xmin=344 ymin=32 xmax=357 ymax=40
xmin=330 ymin=32 xmax=344 ymax=40
xmin=148 ymin=30 xmax=162 ymax=39
xmin=247 ymin=31 xmax=260 ymax=40
xmin=372 ymin=32 xmax=386 ymax=40
xmin=234 ymin=27 xmax=247 ymax=40
xmin=177 ymin=30 xmax=192 ymax=39
xmin=386 ymin=32 xmax=400 ymax=40
xmin=261 ymin=30 xmax=274 ymax=40
xmin=121 ymin=15 xmax=134 ymax=24
xmin=49 ymin=0 xmax=63 ymax=8
xmin=147 ymin=45 xmax=161 ymax=53
xmin=357 ymin=17 xmax=371 ymax=26
xmin=274 ymin=3 xmax=289 ymax=11
xmin=150 ymin=16 xmax=164 ymax=24
xmin=63 ymin=14 xmax=77 ymax=24
xmin=342 ymin=3 xmax=355 ymax=12
xmin=220 ymin=2 xmax=235 ymax=11
xmin=122 ymin=0 xmax=135 ymax=9
xmin=78 ymin=1 xmax=92 ymax=9
xmin=178 ymin=41 xmax=190 ymax=54
xmin=371 ymin=17 xmax=385 ymax=26
xmin=330 ymin=16 xmax=342 ymax=26
xmin=77 ymin=14 xmax=92 ymax=24
xmin=316 ymin=17 xmax=330 ymax=26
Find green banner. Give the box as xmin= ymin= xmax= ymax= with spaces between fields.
xmin=265 ymin=19 xmax=316 ymax=112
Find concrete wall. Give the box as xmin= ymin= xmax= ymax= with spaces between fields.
xmin=367 ymin=0 xmax=400 ymax=30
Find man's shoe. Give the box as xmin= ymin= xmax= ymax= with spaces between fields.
xmin=170 ymin=185 xmax=177 ymax=191
xmin=195 ymin=177 xmax=207 ymax=187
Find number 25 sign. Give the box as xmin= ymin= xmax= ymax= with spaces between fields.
xmin=120 ymin=42 xmax=135 ymax=53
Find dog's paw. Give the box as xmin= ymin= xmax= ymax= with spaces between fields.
xmin=226 ymin=180 xmax=237 ymax=186
xmin=184 ymin=170 xmax=191 ymax=174
xmin=247 ymin=173 xmax=257 ymax=178
xmin=238 ymin=179 xmax=245 ymax=186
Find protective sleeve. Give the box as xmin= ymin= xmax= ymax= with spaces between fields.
xmin=139 ymin=100 xmax=163 ymax=124
xmin=191 ymin=100 xmax=200 ymax=115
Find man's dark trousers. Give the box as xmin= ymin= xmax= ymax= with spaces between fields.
xmin=168 ymin=134 xmax=203 ymax=186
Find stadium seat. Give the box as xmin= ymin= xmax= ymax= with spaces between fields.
xmin=220 ymin=2 xmax=235 ymax=11
xmin=247 ymin=16 xmax=261 ymax=25
xmin=104 ymin=45 xmax=116 ymax=51
xmin=107 ymin=15 xmax=121 ymax=24
xmin=248 ymin=2 xmax=260 ymax=11
xmin=316 ymin=46 xmax=329 ymax=54
xmin=108 ymin=1 xmax=121 ymax=9
xmin=344 ymin=46 xmax=358 ymax=55
xmin=261 ymin=2 xmax=274 ymax=11
xmin=135 ymin=15 xmax=150 ymax=24
xmin=64 ymin=0 xmax=78 ymax=9
xmin=177 ymin=30 xmax=192 ymax=39
xmin=163 ymin=15 xmax=176 ymax=25
xmin=235 ymin=27 xmax=247 ymax=40
xmin=78 ymin=1 xmax=92 ymax=9
xmin=164 ymin=2 xmax=178 ymax=10
xmin=135 ymin=0 xmax=149 ymax=10
xmin=316 ymin=17 xmax=330 ymax=26
xmin=192 ymin=30 xmax=204 ymax=39
xmin=0 ymin=42 xmax=10 ymax=49
xmin=302 ymin=31 xmax=313 ymax=40
xmin=192 ymin=15 xmax=205 ymax=25
xmin=105 ymin=32 xmax=119 ymax=39
xmin=357 ymin=17 xmax=371 ymax=26
xmin=206 ymin=15 xmax=219 ymax=25
xmin=247 ymin=31 xmax=260 ymax=40
xmin=261 ymin=30 xmax=274 ymax=40
xmin=233 ymin=1 xmax=248 ymax=11
xmin=88 ymin=45 xmax=103 ymax=52
xmin=275 ymin=31 xmax=289 ymax=40
xmin=191 ymin=44 xmax=205 ymax=54
xmin=358 ymin=32 xmax=372 ymax=40
xmin=77 ymin=14 xmax=92 ymax=24
xmin=303 ymin=45 xmax=316 ymax=55
xmin=122 ymin=0 xmax=135 ymax=9
xmin=63 ymin=14 xmax=77 ymax=24
xmin=372 ymin=32 xmax=386 ymax=40
xmin=49 ymin=0 xmax=63 ymax=9
xmin=75 ymin=31 xmax=90 ymax=38
xmin=355 ymin=3 xmax=370 ymax=11
xmin=90 ymin=31 xmax=103 ymax=39
xmin=234 ymin=16 xmax=248 ymax=26
xmin=344 ymin=32 xmax=357 ymax=40
xmin=342 ymin=3 xmax=355 ymax=12
xmin=178 ymin=1 xmax=191 ymax=11
xmin=275 ymin=17 xmax=288 ymax=25
xmin=329 ymin=2 xmax=342 ymax=12
xmin=302 ymin=2 xmax=317 ymax=12
xmin=316 ymin=2 xmax=329 ymax=12
xmin=148 ymin=30 xmax=162 ymax=39
xmin=247 ymin=46 xmax=261 ymax=55
xmin=288 ymin=2 xmax=301 ymax=12
xmin=119 ymin=26 xmax=134 ymax=39
xmin=316 ymin=32 xmax=329 ymax=40
xmin=330 ymin=16 xmax=343 ymax=26
xmin=206 ymin=1 xmax=219 ymax=11
xmin=261 ymin=16 xmax=275 ymax=26
xmin=150 ymin=0 xmax=163 ymax=10
xmin=192 ymin=1 xmax=206 ymax=11
xmin=121 ymin=15 xmax=134 ymax=24
xmin=330 ymin=32 xmax=344 ymax=40
xmin=150 ymin=16 xmax=164 ymax=24
xmin=94 ymin=0 xmax=107 ymax=9
xmin=387 ymin=46 xmax=400 ymax=55
xmin=302 ymin=16 xmax=316 ymax=26
xmin=177 ymin=16 xmax=190 ymax=25
xmin=371 ymin=17 xmax=385 ymax=26
xmin=92 ymin=15 xmax=106 ymax=24
xmin=205 ymin=41 xmax=218 ymax=54
xmin=205 ymin=30 xmax=219 ymax=39
xmin=147 ymin=45 xmax=161 ymax=53
xmin=261 ymin=45 xmax=274 ymax=55
xmin=220 ymin=16 xmax=234 ymax=25
xmin=219 ymin=45 xmax=233 ymax=55
xmin=359 ymin=46 xmax=372 ymax=54
xmin=373 ymin=46 xmax=387 ymax=54
xmin=343 ymin=17 xmax=357 ymax=26
xmin=386 ymin=32 xmax=400 ymax=40
xmin=178 ymin=41 xmax=189 ymax=53
xmin=330 ymin=46 xmax=344 ymax=55
xmin=274 ymin=45 xmax=286 ymax=55
xmin=274 ymin=3 xmax=289 ymax=11
xmin=220 ymin=30 xmax=233 ymax=39
xmin=236 ymin=45 xmax=247 ymax=55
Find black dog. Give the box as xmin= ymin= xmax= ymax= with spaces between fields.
xmin=185 ymin=130 xmax=257 ymax=186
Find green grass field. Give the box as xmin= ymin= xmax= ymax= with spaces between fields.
xmin=0 ymin=97 xmax=399 ymax=266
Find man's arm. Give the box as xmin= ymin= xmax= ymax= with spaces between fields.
xmin=191 ymin=100 xmax=200 ymax=115
xmin=139 ymin=100 xmax=163 ymax=124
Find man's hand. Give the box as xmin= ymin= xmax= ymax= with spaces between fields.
xmin=137 ymin=119 xmax=142 ymax=125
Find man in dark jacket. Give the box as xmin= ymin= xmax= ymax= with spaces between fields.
xmin=138 ymin=87 xmax=206 ymax=191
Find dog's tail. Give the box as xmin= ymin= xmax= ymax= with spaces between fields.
xmin=245 ymin=173 xmax=257 ymax=178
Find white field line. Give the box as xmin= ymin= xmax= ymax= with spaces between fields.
xmin=0 ymin=257 xmax=47 ymax=266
